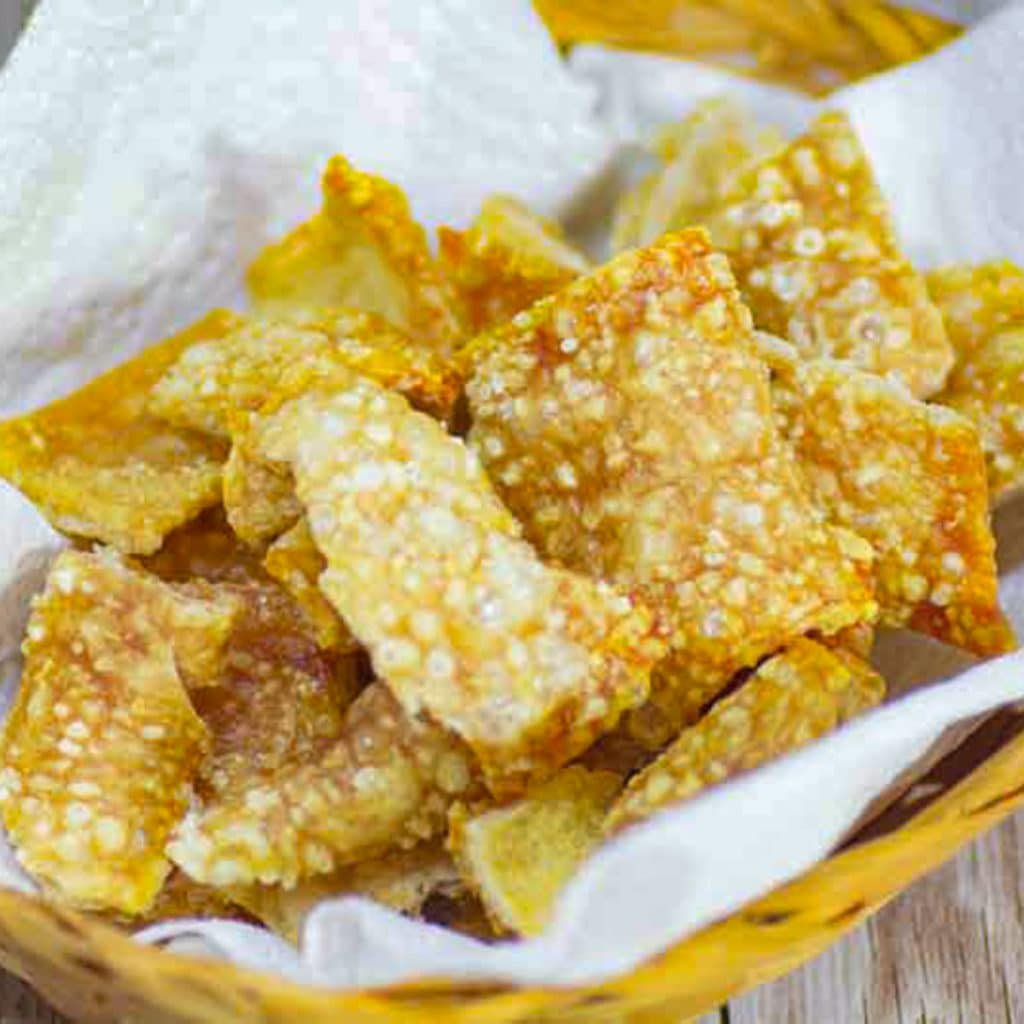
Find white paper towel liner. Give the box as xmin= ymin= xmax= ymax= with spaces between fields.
xmin=2 ymin=0 xmax=1024 ymax=995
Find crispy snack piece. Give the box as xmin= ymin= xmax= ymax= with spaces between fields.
xmin=448 ymin=766 xmax=621 ymax=936
xmin=188 ymin=580 xmax=360 ymax=801
xmin=0 ymin=311 xmax=239 ymax=554
xmin=466 ymin=231 xmax=876 ymax=731
xmin=142 ymin=507 xmax=267 ymax=585
xmin=927 ymin=261 xmax=1024 ymax=359
xmin=168 ymin=682 xmax=477 ymax=888
xmin=255 ymin=383 xmax=665 ymax=796
xmin=0 ymin=550 xmax=237 ymax=914
xmin=606 ymin=639 xmax=885 ymax=833
xmin=817 ymin=621 xmax=876 ymax=660
xmin=706 ymin=112 xmax=951 ymax=398
xmin=611 ymin=97 xmax=784 ymax=252
xmin=231 ymin=842 xmax=459 ymax=944
xmin=439 ymin=196 xmax=589 ymax=335
xmin=941 ymin=328 xmax=1024 ymax=505
xmin=247 ymin=157 xmax=463 ymax=353
xmin=129 ymin=870 xmax=245 ymax=925
xmin=150 ymin=310 xmax=461 ymax=435
xmin=773 ymin=355 xmax=1014 ymax=657
xmin=263 ymin=519 xmax=356 ymax=652
xmin=222 ymin=437 xmax=302 ymax=549
xmin=927 ymin=263 xmax=1024 ymax=502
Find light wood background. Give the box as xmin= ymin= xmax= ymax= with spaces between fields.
xmin=2 ymin=6 xmax=1020 ymax=1023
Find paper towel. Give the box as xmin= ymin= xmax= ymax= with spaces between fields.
xmin=3 ymin=0 xmax=1024 ymax=994
xmin=571 ymin=3 xmax=1024 ymax=267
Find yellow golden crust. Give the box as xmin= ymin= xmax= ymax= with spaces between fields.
xmin=0 ymin=311 xmax=240 ymax=554
xmin=168 ymin=682 xmax=476 ymax=889
xmin=466 ymin=231 xmax=876 ymax=712
xmin=611 ymin=97 xmax=784 ymax=252
xmin=606 ymin=639 xmax=885 ymax=832
xmin=439 ymin=195 xmax=588 ymax=336
xmin=940 ymin=328 xmax=1024 ymax=505
xmin=448 ymin=766 xmax=621 ymax=937
xmin=141 ymin=507 xmax=267 ymax=586
xmin=263 ymin=519 xmax=356 ymax=652
xmin=247 ymin=157 xmax=463 ymax=354
xmin=222 ymin=438 xmax=302 ymax=551
xmin=773 ymin=357 xmax=1013 ymax=657
xmin=231 ymin=842 xmax=459 ymax=944
xmin=0 ymin=551 xmax=237 ymax=914
xmin=187 ymin=580 xmax=360 ymax=802
xmin=927 ymin=263 xmax=1024 ymax=503
xmin=255 ymin=383 xmax=665 ymax=796
xmin=707 ymin=112 xmax=951 ymax=398
xmin=927 ymin=261 xmax=1024 ymax=359
xmin=150 ymin=310 xmax=461 ymax=436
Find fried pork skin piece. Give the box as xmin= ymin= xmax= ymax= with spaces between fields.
xmin=0 ymin=311 xmax=240 ymax=554
xmin=221 ymin=437 xmax=302 ymax=550
xmin=927 ymin=261 xmax=1024 ymax=359
xmin=254 ymin=382 xmax=665 ymax=796
xmin=247 ymin=157 xmax=463 ymax=354
xmin=141 ymin=507 xmax=267 ymax=585
xmin=611 ymin=97 xmax=784 ymax=253
xmin=606 ymin=639 xmax=885 ymax=833
xmin=149 ymin=309 xmax=461 ymax=436
xmin=263 ymin=518 xmax=356 ymax=652
xmin=941 ymin=328 xmax=1024 ymax=505
xmin=0 ymin=550 xmax=239 ymax=914
xmin=187 ymin=580 xmax=360 ymax=802
xmin=231 ymin=841 xmax=460 ymax=944
xmin=438 ymin=195 xmax=589 ymax=336
xmin=928 ymin=264 xmax=1024 ymax=503
xmin=706 ymin=112 xmax=951 ymax=398
xmin=168 ymin=681 xmax=476 ymax=888
xmin=466 ymin=230 xmax=876 ymax=744
xmin=772 ymin=353 xmax=1013 ymax=657
xmin=448 ymin=766 xmax=621 ymax=937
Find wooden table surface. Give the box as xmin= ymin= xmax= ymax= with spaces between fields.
xmin=2 ymin=6 xmax=1021 ymax=1023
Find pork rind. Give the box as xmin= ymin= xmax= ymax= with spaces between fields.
xmin=611 ymin=97 xmax=783 ymax=253
xmin=0 ymin=550 xmax=240 ymax=914
xmin=222 ymin=439 xmax=302 ymax=550
xmin=263 ymin=519 xmax=355 ymax=652
xmin=150 ymin=310 xmax=461 ymax=435
xmin=940 ymin=328 xmax=1024 ymax=505
xmin=927 ymin=261 xmax=1024 ymax=359
xmin=168 ymin=682 xmax=476 ymax=888
xmin=606 ymin=639 xmax=885 ymax=833
xmin=706 ymin=112 xmax=952 ymax=398
xmin=231 ymin=842 xmax=459 ymax=944
xmin=772 ymin=354 xmax=1014 ymax=657
xmin=141 ymin=507 xmax=267 ymax=585
xmin=439 ymin=195 xmax=589 ymax=335
xmin=448 ymin=766 xmax=620 ymax=937
xmin=466 ymin=231 xmax=876 ymax=725
xmin=0 ymin=311 xmax=240 ymax=554
xmin=130 ymin=870 xmax=244 ymax=926
xmin=247 ymin=157 xmax=463 ymax=354
xmin=926 ymin=263 xmax=1024 ymax=503
xmin=187 ymin=580 xmax=360 ymax=801
xmin=254 ymin=383 xmax=665 ymax=796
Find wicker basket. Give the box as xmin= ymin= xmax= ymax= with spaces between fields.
xmin=1 ymin=3 xmax=1003 ymax=1022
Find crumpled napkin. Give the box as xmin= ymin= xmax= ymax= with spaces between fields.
xmin=3 ymin=0 xmax=1024 ymax=992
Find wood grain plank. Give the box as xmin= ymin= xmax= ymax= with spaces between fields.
xmin=731 ymin=808 xmax=1024 ymax=1023
xmin=0 ymin=970 xmax=62 ymax=1023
